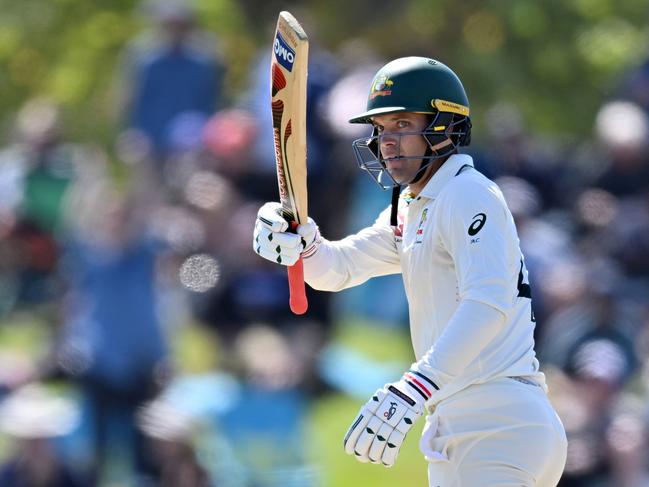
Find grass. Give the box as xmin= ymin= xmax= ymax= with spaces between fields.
xmin=308 ymin=393 xmax=428 ymax=486
xmin=331 ymin=316 xmax=414 ymax=363
xmin=307 ymin=317 xmax=428 ymax=486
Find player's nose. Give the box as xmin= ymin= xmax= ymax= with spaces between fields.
xmin=380 ymin=133 xmax=398 ymax=147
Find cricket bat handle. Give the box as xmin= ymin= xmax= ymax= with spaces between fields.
xmin=288 ymin=258 xmax=307 ymax=314
xmin=288 ymin=220 xmax=308 ymax=314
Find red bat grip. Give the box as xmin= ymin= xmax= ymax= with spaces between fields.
xmin=287 ymin=220 xmax=308 ymax=314
xmin=288 ymin=258 xmax=307 ymax=314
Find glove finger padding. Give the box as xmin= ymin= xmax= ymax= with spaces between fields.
xmin=253 ymin=202 xmax=305 ymax=266
xmin=368 ymin=422 xmax=393 ymax=463
xmin=254 ymin=224 xmax=303 ymax=249
xmin=343 ymin=410 xmax=371 ymax=456
xmin=253 ymin=222 xmax=302 ymax=265
xmin=354 ymin=415 xmax=383 ymax=463
xmin=343 ymin=386 xmax=423 ymax=468
xmin=382 ymin=429 xmax=405 ymax=466
xmin=256 ymin=202 xmax=289 ymax=233
xmin=254 ymin=203 xmax=321 ymax=265
xmin=254 ymin=243 xmax=300 ymax=266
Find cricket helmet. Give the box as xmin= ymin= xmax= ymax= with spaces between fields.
xmin=350 ymin=57 xmax=472 ymax=189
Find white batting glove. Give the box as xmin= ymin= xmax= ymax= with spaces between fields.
xmin=343 ymin=369 xmax=438 ymax=467
xmin=253 ymin=202 xmax=320 ymax=266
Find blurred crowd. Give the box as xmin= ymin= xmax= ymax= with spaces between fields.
xmin=0 ymin=1 xmax=648 ymax=486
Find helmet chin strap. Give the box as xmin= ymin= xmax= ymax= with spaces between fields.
xmin=390 ymin=185 xmax=401 ymax=226
xmin=407 ymin=147 xmax=434 ymax=185
xmin=388 ymin=134 xmax=455 ymax=226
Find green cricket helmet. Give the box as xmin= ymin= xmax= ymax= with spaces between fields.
xmin=350 ymin=57 xmax=472 ymax=190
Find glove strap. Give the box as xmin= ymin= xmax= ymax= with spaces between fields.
xmin=301 ymin=227 xmax=321 ymax=258
xmin=402 ymin=370 xmax=439 ymax=402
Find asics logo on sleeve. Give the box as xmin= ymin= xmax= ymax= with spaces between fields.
xmin=468 ymin=212 xmax=487 ymax=236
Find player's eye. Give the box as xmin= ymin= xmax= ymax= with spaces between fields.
xmin=374 ymin=124 xmax=384 ymax=133
xmin=396 ymin=120 xmax=410 ymax=129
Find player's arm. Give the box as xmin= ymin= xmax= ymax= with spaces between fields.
xmin=413 ymin=180 xmax=515 ymax=390
xmin=254 ymin=203 xmax=400 ymax=291
xmin=303 ymin=207 xmax=401 ymax=291
xmin=342 ymin=299 xmax=505 ymax=468
xmin=341 ymin=285 xmax=505 ymax=468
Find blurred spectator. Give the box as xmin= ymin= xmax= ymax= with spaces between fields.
xmin=549 ymin=326 xmax=637 ymax=486
xmin=599 ymin=195 xmax=649 ymax=278
xmin=471 ymin=102 xmax=570 ymax=210
xmin=541 ymin=277 xmax=640 ymax=486
xmin=119 ymin=0 xmax=226 ymax=164
xmin=194 ymin=199 xmax=329 ymax=395
xmin=0 ymin=384 xmax=87 ymax=486
xmin=590 ymin=100 xmax=649 ymax=197
xmin=137 ymin=399 xmax=211 ymax=486
xmin=216 ymin=323 xmax=322 ymax=486
xmin=618 ymin=55 xmax=649 ymax=113
xmin=0 ymin=98 xmax=104 ymax=311
xmin=40 ymin=181 xmax=173 ymax=483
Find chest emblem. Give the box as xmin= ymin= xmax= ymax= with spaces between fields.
xmin=414 ymin=208 xmax=428 ymax=244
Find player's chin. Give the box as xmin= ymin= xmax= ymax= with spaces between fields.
xmin=386 ymin=168 xmax=409 ymax=185
xmin=385 ymin=160 xmax=403 ymax=173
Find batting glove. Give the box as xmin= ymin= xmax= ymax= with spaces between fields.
xmin=253 ymin=202 xmax=320 ymax=266
xmin=343 ymin=369 xmax=438 ymax=467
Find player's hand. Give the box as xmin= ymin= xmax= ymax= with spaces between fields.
xmin=253 ymin=202 xmax=319 ymax=266
xmin=343 ymin=370 xmax=437 ymax=467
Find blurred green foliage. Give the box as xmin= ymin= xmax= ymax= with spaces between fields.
xmin=309 ymin=393 xmax=428 ymax=486
xmin=333 ymin=318 xmax=413 ymax=363
xmin=1 ymin=0 xmax=649 ymax=144
xmin=0 ymin=0 xmax=253 ymax=144
xmin=309 ymin=320 xmax=427 ymax=486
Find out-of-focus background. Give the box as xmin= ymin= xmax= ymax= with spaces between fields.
xmin=0 ymin=0 xmax=649 ymax=485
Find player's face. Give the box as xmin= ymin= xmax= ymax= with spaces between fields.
xmin=372 ymin=112 xmax=432 ymax=188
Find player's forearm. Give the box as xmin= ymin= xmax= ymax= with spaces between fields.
xmin=303 ymin=238 xmax=351 ymax=291
xmin=303 ymin=229 xmax=400 ymax=291
xmin=303 ymin=238 xmax=375 ymax=291
xmin=415 ymin=299 xmax=506 ymax=390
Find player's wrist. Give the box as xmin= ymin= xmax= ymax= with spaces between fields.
xmin=297 ymin=218 xmax=321 ymax=258
xmin=394 ymin=369 xmax=440 ymax=408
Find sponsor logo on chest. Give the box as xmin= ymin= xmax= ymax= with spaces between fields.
xmin=414 ymin=208 xmax=428 ymax=245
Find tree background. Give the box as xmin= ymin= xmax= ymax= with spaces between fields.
xmin=1 ymin=0 xmax=648 ymax=145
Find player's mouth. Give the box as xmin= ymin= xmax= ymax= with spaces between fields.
xmin=384 ymin=156 xmax=404 ymax=167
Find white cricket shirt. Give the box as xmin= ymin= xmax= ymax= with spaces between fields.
xmin=304 ymin=154 xmax=546 ymax=403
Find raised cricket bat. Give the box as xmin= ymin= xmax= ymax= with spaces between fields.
xmin=271 ymin=11 xmax=309 ymax=315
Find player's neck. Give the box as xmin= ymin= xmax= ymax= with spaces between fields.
xmin=408 ymin=157 xmax=447 ymax=195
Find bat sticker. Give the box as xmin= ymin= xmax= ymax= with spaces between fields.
xmin=271 ymin=63 xmax=286 ymax=96
xmin=274 ymin=32 xmax=296 ymax=71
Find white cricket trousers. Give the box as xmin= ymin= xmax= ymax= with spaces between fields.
xmin=420 ymin=377 xmax=567 ymax=487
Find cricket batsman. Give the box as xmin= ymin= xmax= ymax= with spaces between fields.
xmin=253 ymin=56 xmax=567 ymax=485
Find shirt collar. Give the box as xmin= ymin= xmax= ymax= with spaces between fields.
xmin=415 ymin=154 xmax=474 ymax=200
